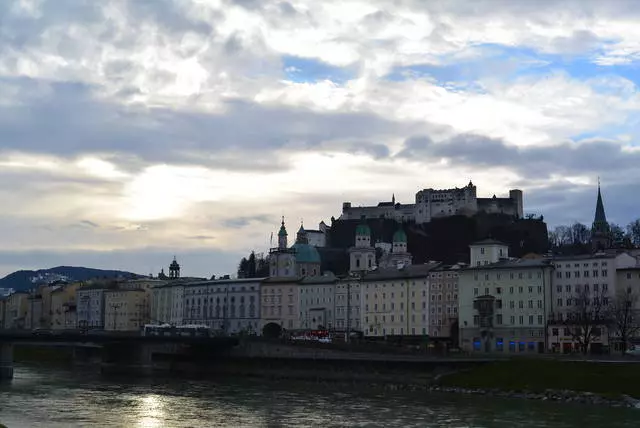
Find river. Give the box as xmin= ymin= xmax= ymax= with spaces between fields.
xmin=0 ymin=364 xmax=639 ymax=427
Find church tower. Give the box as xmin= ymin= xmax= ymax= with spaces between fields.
xmin=349 ymin=219 xmax=376 ymax=273
xmin=278 ymin=216 xmax=288 ymax=249
xmin=269 ymin=218 xmax=297 ymax=277
xmin=169 ymin=256 xmax=181 ymax=279
xmin=591 ymin=180 xmax=611 ymax=252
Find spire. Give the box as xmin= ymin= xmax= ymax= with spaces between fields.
xmin=392 ymin=193 xmax=395 ymax=204
xmin=277 ymin=217 xmax=288 ymax=249
xmin=594 ymin=179 xmax=607 ymax=225
xmin=591 ymin=178 xmax=610 ymax=252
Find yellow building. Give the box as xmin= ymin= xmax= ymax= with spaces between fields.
xmin=104 ymin=289 xmax=148 ymax=331
xmin=50 ymin=283 xmax=82 ymax=330
xmin=260 ymin=277 xmax=301 ymax=332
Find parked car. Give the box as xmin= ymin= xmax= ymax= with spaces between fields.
xmin=31 ymin=328 xmax=53 ymax=336
xmin=625 ymin=345 xmax=640 ymax=356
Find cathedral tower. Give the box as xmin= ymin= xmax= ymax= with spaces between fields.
xmin=349 ymin=219 xmax=376 ymax=273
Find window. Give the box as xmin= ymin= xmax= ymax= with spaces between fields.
xmin=557 ymin=298 xmax=563 ymax=307
xmin=556 ymin=285 xmax=562 ymax=293
xmin=481 ymin=247 xmax=485 ymax=254
xmin=474 ymin=288 xmax=478 ymax=296
xmin=496 ymin=287 xmax=502 ymax=294
xmin=519 ymin=301 xmax=524 ymax=309
xmin=510 ymin=316 xmax=515 ymax=325
xmin=509 ymin=286 xmax=514 ymax=294
xmin=528 ymin=286 xmax=533 ymax=293
xmin=593 ymin=270 xmax=598 ymax=277
xmin=485 ymin=274 xmax=489 ymax=280
xmin=602 ymin=270 xmax=608 ymax=277
xmin=510 ymin=301 xmax=515 ymax=309
xmin=574 ymin=271 xmax=580 ymax=278
xmin=528 ymin=315 xmax=534 ymax=325
xmin=497 ymin=314 xmax=503 ymax=325
xmin=565 ymin=272 xmax=570 ymax=278
xmin=473 ymin=315 xmax=479 ymax=326
xmin=556 ymin=272 xmax=562 ymax=279
xmin=518 ymin=273 xmax=523 ymax=279
xmin=519 ymin=316 xmax=524 ymax=325
xmin=552 ymin=328 xmax=559 ymax=336
xmin=538 ymin=315 xmax=543 ymax=325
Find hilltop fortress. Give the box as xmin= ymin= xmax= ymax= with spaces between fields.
xmin=340 ymin=181 xmax=523 ymax=223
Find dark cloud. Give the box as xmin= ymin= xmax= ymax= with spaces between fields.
xmin=222 ymin=215 xmax=271 ymax=229
xmin=396 ymin=133 xmax=640 ymax=179
xmin=0 ymin=77 xmax=409 ymax=169
xmin=79 ymin=220 xmax=99 ymax=228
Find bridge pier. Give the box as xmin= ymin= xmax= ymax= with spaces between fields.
xmin=0 ymin=343 xmax=14 ymax=380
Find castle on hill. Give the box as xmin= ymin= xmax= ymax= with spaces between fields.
xmin=340 ymin=181 xmax=523 ymax=223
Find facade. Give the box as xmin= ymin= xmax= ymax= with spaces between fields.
xmin=50 ymin=283 xmax=82 ymax=330
xmin=3 ymin=292 xmax=29 ymax=329
xmin=470 ymin=239 xmax=509 ymax=267
xmin=428 ymin=263 xmax=465 ymax=338
xmin=349 ymin=223 xmax=377 ymax=273
xmin=25 ymin=291 xmax=43 ymax=330
xmin=268 ymin=219 xmax=322 ymax=278
xmin=304 ymin=221 xmax=330 ymax=248
xmin=378 ymin=229 xmax=413 ymax=269
xmin=361 ymin=264 xmax=439 ymax=337
xmin=77 ymin=284 xmax=110 ymax=329
xmin=334 ymin=278 xmax=361 ymax=332
xmin=459 ymin=240 xmax=554 ymax=353
xmin=182 ymin=278 xmax=262 ymax=334
xmin=260 ymin=277 xmax=301 ymax=331
xmin=548 ymin=252 xmax=637 ymax=353
xmin=0 ymin=296 xmax=6 ymax=329
xmin=299 ymin=274 xmax=337 ymax=330
xmin=340 ymin=182 xmax=523 ymax=223
xmin=104 ymin=289 xmax=148 ymax=331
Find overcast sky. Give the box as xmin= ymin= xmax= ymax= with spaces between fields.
xmin=1 ymin=0 xmax=639 ymax=278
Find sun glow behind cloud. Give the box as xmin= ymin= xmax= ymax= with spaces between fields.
xmin=0 ymin=0 xmax=639 ymax=277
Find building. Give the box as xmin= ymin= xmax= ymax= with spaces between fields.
xmin=182 ymin=278 xmax=262 ymax=334
xmin=3 ymin=291 xmax=29 ymax=329
xmin=348 ymin=222 xmax=377 ymax=273
xmin=25 ymin=290 xmax=43 ymax=330
xmin=548 ymin=252 xmax=637 ymax=353
xmin=304 ymin=221 xmax=331 ymax=247
xmin=361 ymin=263 xmax=440 ymax=337
xmin=0 ymin=296 xmax=6 ymax=329
xmin=104 ymin=289 xmax=148 ymax=331
xmin=299 ymin=273 xmax=337 ymax=330
xmin=50 ymin=283 xmax=82 ymax=330
xmin=77 ymin=283 xmax=113 ymax=330
xmin=260 ymin=277 xmax=301 ymax=331
xmin=428 ymin=263 xmax=466 ymax=339
xmin=591 ymin=182 xmax=611 ymax=252
xmin=268 ymin=219 xmax=322 ymax=278
xmin=459 ymin=240 xmax=554 ymax=353
xmin=340 ymin=182 xmax=523 ymax=223
xmin=334 ymin=277 xmax=362 ymax=332
xmin=378 ymin=228 xmax=413 ymax=269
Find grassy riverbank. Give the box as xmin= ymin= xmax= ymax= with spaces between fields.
xmin=438 ymin=358 xmax=640 ymax=398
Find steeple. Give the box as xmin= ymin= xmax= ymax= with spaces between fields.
xmin=591 ymin=178 xmax=611 ymax=252
xmin=278 ymin=216 xmax=288 ymax=249
xmin=296 ymin=221 xmax=308 ymax=244
xmin=392 ymin=193 xmax=395 ymax=205
xmin=169 ymin=256 xmax=180 ymax=279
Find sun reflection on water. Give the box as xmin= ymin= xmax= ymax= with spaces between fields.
xmin=136 ymin=394 xmax=165 ymax=428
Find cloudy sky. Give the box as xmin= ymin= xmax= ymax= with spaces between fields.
xmin=1 ymin=0 xmax=639 ymax=278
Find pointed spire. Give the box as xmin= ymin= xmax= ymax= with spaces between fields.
xmin=594 ymin=180 xmax=607 ymax=225
xmin=392 ymin=193 xmax=395 ymax=204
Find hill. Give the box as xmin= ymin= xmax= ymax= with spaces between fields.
xmin=323 ymin=213 xmax=548 ymax=274
xmin=0 ymin=266 xmax=142 ymax=292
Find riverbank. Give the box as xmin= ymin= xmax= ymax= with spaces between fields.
xmin=435 ymin=358 xmax=640 ymax=408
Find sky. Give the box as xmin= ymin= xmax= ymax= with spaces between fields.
xmin=1 ymin=0 xmax=640 ymax=278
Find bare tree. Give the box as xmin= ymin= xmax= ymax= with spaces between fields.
xmin=565 ymin=286 xmax=609 ymax=354
xmin=607 ymin=288 xmax=640 ymax=355
xmin=570 ymin=222 xmax=591 ymax=246
xmin=627 ymin=219 xmax=640 ymax=247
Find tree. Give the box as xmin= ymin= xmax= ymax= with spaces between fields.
xmin=570 ymin=222 xmax=590 ymax=245
xmin=609 ymin=223 xmax=626 ymax=246
xmin=607 ymin=288 xmax=640 ymax=355
xmin=627 ymin=219 xmax=640 ymax=247
xmin=237 ymin=257 xmax=249 ymax=278
xmin=237 ymin=251 xmax=270 ymax=278
xmin=565 ymin=285 xmax=609 ymax=354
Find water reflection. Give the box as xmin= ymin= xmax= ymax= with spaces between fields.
xmin=0 ymin=364 xmax=639 ymax=428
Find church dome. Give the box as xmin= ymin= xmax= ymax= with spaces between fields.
xmin=291 ymin=242 xmax=321 ymax=264
xmin=355 ymin=224 xmax=371 ymax=236
xmin=393 ymin=229 xmax=407 ymax=243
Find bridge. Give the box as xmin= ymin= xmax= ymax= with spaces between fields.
xmin=0 ymin=330 xmax=240 ymax=380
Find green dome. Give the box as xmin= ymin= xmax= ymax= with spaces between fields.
xmin=355 ymin=224 xmax=371 ymax=236
xmin=278 ymin=223 xmax=287 ymax=237
xmin=393 ymin=229 xmax=407 ymax=243
xmin=291 ymin=242 xmax=321 ymax=264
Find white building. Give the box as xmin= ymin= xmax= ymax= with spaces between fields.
xmin=361 ymin=264 xmax=440 ymax=337
xmin=76 ymin=285 xmax=108 ymax=329
xmin=548 ymin=252 xmax=637 ymax=353
xmin=183 ymin=278 xmax=262 ymax=334
xmin=299 ymin=273 xmax=337 ymax=330
xmin=151 ymin=282 xmax=183 ymax=325
xmin=334 ymin=278 xmax=361 ymax=332
xmin=340 ymin=182 xmax=523 ymax=223
xmin=459 ymin=240 xmax=554 ymax=353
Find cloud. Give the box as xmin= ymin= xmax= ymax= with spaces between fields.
xmin=0 ymin=0 xmax=639 ymax=279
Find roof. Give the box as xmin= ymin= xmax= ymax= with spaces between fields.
xmin=470 ymin=239 xmax=508 ymax=246
xmin=181 ymin=277 xmax=267 ymax=288
xmin=291 ymin=242 xmax=321 ymax=264
xmin=105 ymin=288 xmax=145 ymax=293
xmin=393 ymin=229 xmax=407 ymax=243
xmin=360 ymin=263 xmax=441 ymax=282
xmin=594 ymin=184 xmax=607 ymax=225
xmin=355 ymin=223 xmax=371 ymax=236
xmin=299 ymin=272 xmax=338 ymax=284
xmin=552 ymin=253 xmax=617 ymax=261
xmin=617 ymin=267 xmax=640 ymax=271
xmin=432 ymin=262 xmax=468 ymax=271
xmin=262 ymin=276 xmax=301 ymax=284
xmin=464 ymin=258 xmax=553 ymax=271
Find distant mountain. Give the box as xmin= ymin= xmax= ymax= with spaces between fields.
xmin=0 ymin=266 xmax=142 ymax=292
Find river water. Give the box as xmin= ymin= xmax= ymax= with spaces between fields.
xmin=1 ymin=364 xmax=639 ymax=427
